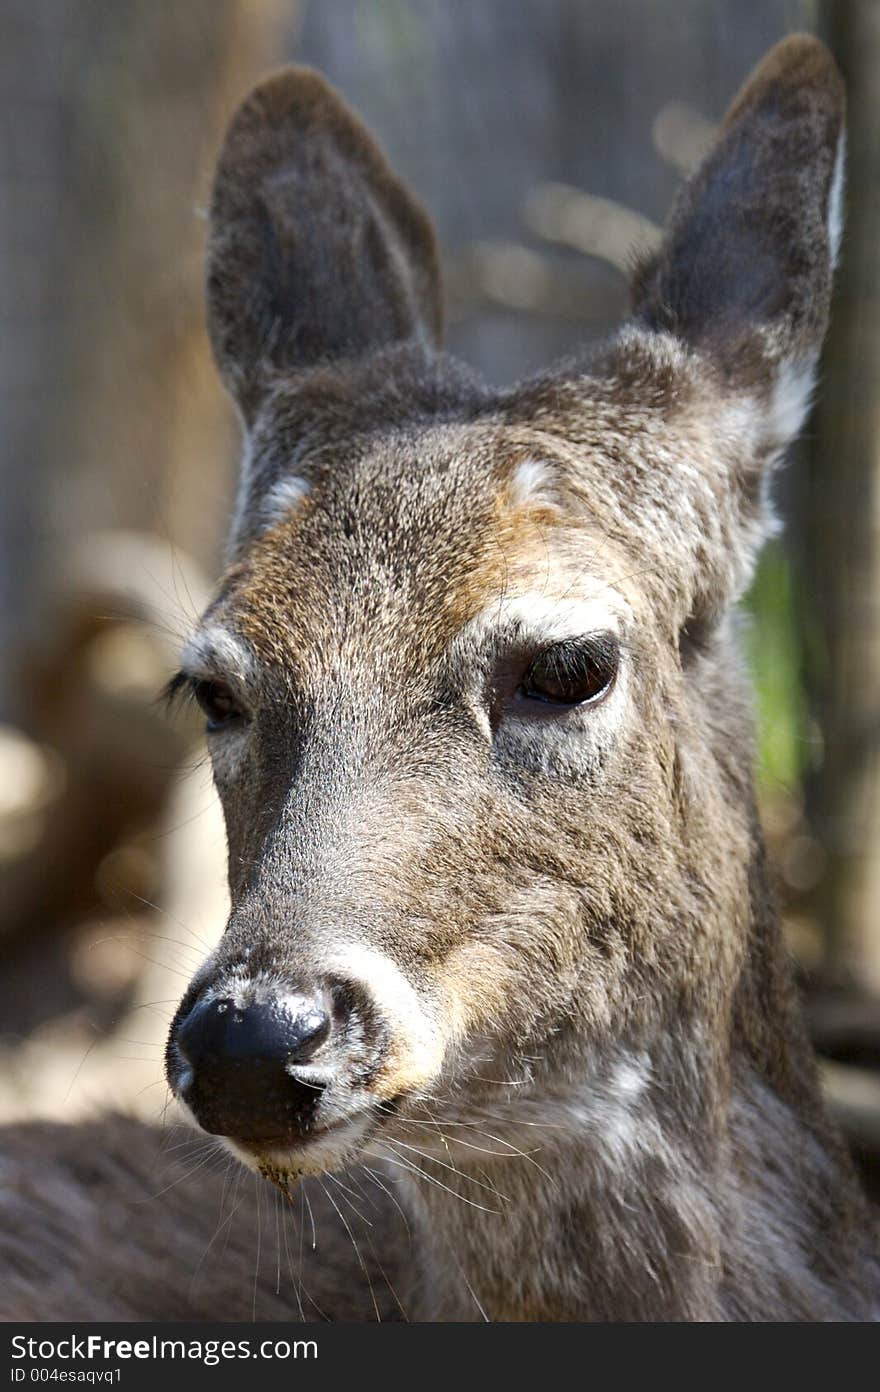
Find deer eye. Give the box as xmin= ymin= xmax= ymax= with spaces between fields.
xmin=192 ymin=678 xmax=243 ymax=731
xmin=520 ymin=635 xmax=619 ymax=707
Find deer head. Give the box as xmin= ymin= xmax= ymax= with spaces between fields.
xmin=165 ymin=37 xmax=844 ymax=1193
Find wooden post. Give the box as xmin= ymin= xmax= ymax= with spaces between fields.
xmin=805 ymin=2 xmax=880 ymax=994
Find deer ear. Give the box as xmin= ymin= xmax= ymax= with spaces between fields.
xmin=207 ymin=67 xmax=444 ymax=421
xmin=633 ymin=34 xmax=844 ymax=451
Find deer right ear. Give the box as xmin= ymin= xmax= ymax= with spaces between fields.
xmin=632 ymin=34 xmax=844 ymax=450
xmin=207 ymin=68 xmax=443 ymax=422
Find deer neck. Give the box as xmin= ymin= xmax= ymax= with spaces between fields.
xmin=384 ymin=1016 xmax=866 ymax=1322
xmin=383 ymin=1037 xmax=726 ymax=1321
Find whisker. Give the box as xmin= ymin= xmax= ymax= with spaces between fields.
xmin=62 ymin=1024 xmax=103 ymax=1105
xmin=369 ymin=1145 xmax=504 ymax=1216
xmin=135 ymin=1144 xmax=229 ymax=1202
xmin=302 ymin=1184 xmax=318 ymax=1251
xmin=220 ymin=1164 xmax=245 ymax=1264
xmin=318 ymin=1178 xmax=381 ymax=1323
xmin=342 ymin=1168 xmax=383 ymax=1216
xmin=326 ymin=1172 xmax=373 ymax=1226
xmin=277 ymin=1183 xmax=329 ymax=1321
xmin=439 ymin=1231 xmax=490 ymax=1324
xmin=252 ymin=1173 xmax=262 ymax=1321
xmin=273 ymin=1188 xmax=282 ymax=1297
xmin=360 ymin=1165 xmax=413 ymax=1244
xmin=279 ymin=1185 xmax=305 ymax=1321
xmin=359 ymin=1225 xmax=410 ymax=1322
xmin=188 ymin=1167 xmax=248 ymax=1296
xmin=388 ymin=1137 xmax=510 ymax=1202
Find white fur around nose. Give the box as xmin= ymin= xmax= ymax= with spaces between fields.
xmin=319 ymin=942 xmax=444 ymax=1085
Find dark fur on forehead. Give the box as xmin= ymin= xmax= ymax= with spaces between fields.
xmin=229 ymin=418 xmax=511 ymax=674
xmin=232 ymin=343 xmax=490 ymax=555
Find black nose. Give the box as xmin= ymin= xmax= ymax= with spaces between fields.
xmin=176 ymin=993 xmax=333 ymax=1142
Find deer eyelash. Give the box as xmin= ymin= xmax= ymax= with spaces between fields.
xmin=159 ymin=670 xmax=195 ymax=712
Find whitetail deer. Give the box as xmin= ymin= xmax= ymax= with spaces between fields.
xmin=2 ymin=34 xmax=878 ymax=1322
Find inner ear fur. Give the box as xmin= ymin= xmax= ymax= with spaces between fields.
xmin=632 ymin=34 xmax=845 ymax=389
xmin=207 ymin=67 xmax=444 ymax=421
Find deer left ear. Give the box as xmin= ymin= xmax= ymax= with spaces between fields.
xmin=633 ymin=34 xmax=845 ymax=456
xmin=206 ymin=67 xmax=444 ymax=424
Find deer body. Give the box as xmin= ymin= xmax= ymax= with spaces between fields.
xmin=2 ymin=34 xmax=878 ymax=1322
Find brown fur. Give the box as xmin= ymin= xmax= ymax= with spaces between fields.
xmin=0 ymin=1115 xmax=408 ymax=1320
xmin=2 ymin=35 xmax=877 ymax=1322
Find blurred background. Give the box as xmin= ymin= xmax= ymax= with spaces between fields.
xmin=1 ymin=0 xmax=878 ymax=1194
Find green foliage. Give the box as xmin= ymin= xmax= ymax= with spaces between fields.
xmin=744 ymin=540 xmax=808 ymax=796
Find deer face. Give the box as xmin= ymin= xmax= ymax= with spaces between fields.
xmin=166 ymin=41 xmax=844 ymax=1181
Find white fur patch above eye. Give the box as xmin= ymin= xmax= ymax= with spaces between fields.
xmin=260 ymin=474 xmax=311 ymax=527
xmin=463 ymin=589 xmax=628 ymax=654
xmin=180 ymin=623 xmax=256 ymax=686
xmin=508 ymin=459 xmax=558 ymax=509
xmin=456 ymin=588 xmax=630 ymax=756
